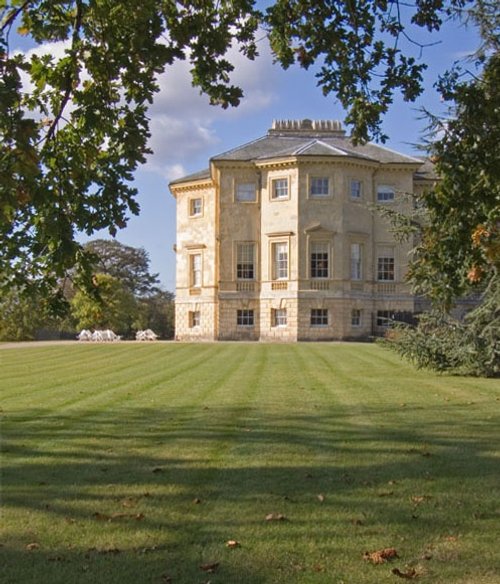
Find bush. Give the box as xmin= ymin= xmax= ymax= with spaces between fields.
xmin=384 ymin=280 xmax=499 ymax=378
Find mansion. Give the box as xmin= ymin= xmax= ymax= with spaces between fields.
xmin=169 ymin=119 xmax=433 ymax=341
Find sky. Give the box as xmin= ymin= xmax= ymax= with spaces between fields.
xmin=12 ymin=11 xmax=481 ymax=292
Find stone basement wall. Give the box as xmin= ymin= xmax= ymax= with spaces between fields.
xmin=175 ymin=299 xmax=217 ymax=341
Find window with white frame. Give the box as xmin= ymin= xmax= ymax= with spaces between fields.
xmin=272 ymin=308 xmax=287 ymax=327
xmin=310 ymin=241 xmax=329 ymax=278
xmin=377 ymin=310 xmax=394 ymax=327
xmin=310 ymin=308 xmax=328 ymax=326
xmin=236 ymin=182 xmax=256 ymax=202
xmin=189 ymin=197 xmax=202 ymax=216
xmin=236 ymin=243 xmax=255 ymax=280
xmin=272 ymin=242 xmax=288 ymax=280
xmin=377 ymin=185 xmax=395 ymax=202
xmin=351 ymin=309 xmax=361 ymax=327
xmin=377 ymin=247 xmax=395 ymax=281
xmin=189 ymin=311 xmax=201 ymax=328
xmin=190 ymin=253 xmax=202 ymax=288
xmin=350 ymin=179 xmax=362 ymax=200
xmin=310 ymin=177 xmax=329 ymax=198
xmin=271 ymin=178 xmax=289 ymax=200
xmin=350 ymin=243 xmax=362 ymax=280
xmin=237 ymin=309 xmax=254 ymax=326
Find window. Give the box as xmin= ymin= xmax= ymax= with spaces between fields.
xmin=272 ymin=308 xmax=287 ymax=327
xmin=311 ymin=308 xmax=328 ymax=327
xmin=190 ymin=198 xmax=202 ymax=216
xmin=350 ymin=179 xmax=362 ymax=200
xmin=271 ymin=178 xmax=289 ymax=200
xmin=190 ymin=254 xmax=202 ymax=288
xmin=310 ymin=177 xmax=329 ymax=198
xmin=237 ymin=309 xmax=254 ymax=326
xmin=189 ymin=311 xmax=201 ymax=328
xmin=236 ymin=243 xmax=255 ymax=280
xmin=236 ymin=183 xmax=256 ymax=202
xmin=350 ymin=243 xmax=362 ymax=280
xmin=311 ymin=242 xmax=329 ymax=278
xmin=377 ymin=185 xmax=395 ymax=202
xmin=351 ymin=309 xmax=361 ymax=327
xmin=377 ymin=310 xmax=394 ymax=327
xmin=272 ymin=242 xmax=288 ymax=280
xmin=377 ymin=247 xmax=395 ymax=281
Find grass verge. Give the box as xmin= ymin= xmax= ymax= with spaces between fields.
xmin=1 ymin=342 xmax=499 ymax=583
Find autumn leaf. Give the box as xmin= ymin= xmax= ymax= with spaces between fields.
xmin=265 ymin=513 xmax=286 ymax=521
xmin=200 ymin=562 xmax=219 ymax=573
xmin=317 ymin=494 xmax=325 ymax=503
xmin=392 ymin=567 xmax=418 ymax=579
xmin=410 ymin=495 xmax=432 ymax=505
xmin=26 ymin=543 xmax=40 ymax=550
xmin=378 ymin=491 xmax=394 ymax=497
xmin=363 ymin=548 xmax=399 ymax=564
xmin=226 ymin=540 xmax=240 ymax=548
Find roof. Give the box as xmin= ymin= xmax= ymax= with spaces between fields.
xmin=211 ymin=133 xmax=422 ymax=165
xmin=169 ymin=168 xmax=211 ymax=187
xmin=170 ymin=120 xmax=424 ymax=187
xmin=413 ymin=157 xmax=439 ymax=181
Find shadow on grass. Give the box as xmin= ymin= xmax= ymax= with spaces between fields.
xmin=2 ymin=405 xmax=499 ymax=584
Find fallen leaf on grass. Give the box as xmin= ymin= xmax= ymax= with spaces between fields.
xmin=411 ymin=496 xmax=432 ymax=505
xmin=408 ymin=449 xmax=431 ymax=457
xmin=265 ymin=513 xmax=286 ymax=521
xmin=317 ymin=494 xmax=325 ymax=503
xmin=26 ymin=543 xmax=40 ymax=550
xmin=363 ymin=548 xmax=399 ymax=564
xmin=200 ymin=562 xmax=219 ymax=573
xmin=137 ymin=545 xmax=165 ymax=554
xmin=193 ymin=498 xmax=202 ymax=504
xmin=392 ymin=567 xmax=418 ymax=579
xmin=87 ymin=547 xmax=121 ymax=555
xmin=92 ymin=512 xmax=144 ymax=522
xmin=225 ymin=540 xmax=240 ymax=548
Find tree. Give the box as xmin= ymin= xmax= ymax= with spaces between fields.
xmin=84 ymin=239 xmax=160 ymax=297
xmin=382 ymin=52 xmax=499 ymax=377
xmin=75 ymin=239 xmax=174 ymax=338
xmin=135 ymin=290 xmax=175 ymax=339
xmin=1 ymin=0 xmax=494 ymax=303
xmin=71 ymin=272 xmax=138 ymax=334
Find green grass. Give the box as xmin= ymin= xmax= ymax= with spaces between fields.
xmin=1 ymin=342 xmax=499 ymax=584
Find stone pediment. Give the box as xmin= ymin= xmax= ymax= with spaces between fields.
xmin=304 ymin=222 xmax=334 ymax=235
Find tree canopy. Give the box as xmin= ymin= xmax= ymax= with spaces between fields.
xmin=1 ymin=0 xmax=496 ymax=303
xmin=84 ymin=239 xmax=160 ymax=297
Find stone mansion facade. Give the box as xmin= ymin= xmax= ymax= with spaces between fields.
xmin=170 ymin=119 xmax=433 ymax=341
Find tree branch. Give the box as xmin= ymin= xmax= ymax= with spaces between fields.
xmin=1 ymin=0 xmax=31 ymax=33
xmin=44 ymin=0 xmax=83 ymax=143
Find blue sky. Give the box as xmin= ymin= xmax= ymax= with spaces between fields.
xmin=12 ymin=13 xmax=481 ymax=291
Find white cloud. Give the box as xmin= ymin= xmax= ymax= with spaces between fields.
xmin=16 ymin=36 xmax=280 ymax=180
xmin=145 ymin=37 xmax=280 ymax=177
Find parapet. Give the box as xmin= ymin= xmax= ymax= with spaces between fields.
xmin=269 ymin=119 xmax=345 ymax=137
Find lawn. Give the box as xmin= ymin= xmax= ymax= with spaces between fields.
xmin=1 ymin=342 xmax=499 ymax=584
